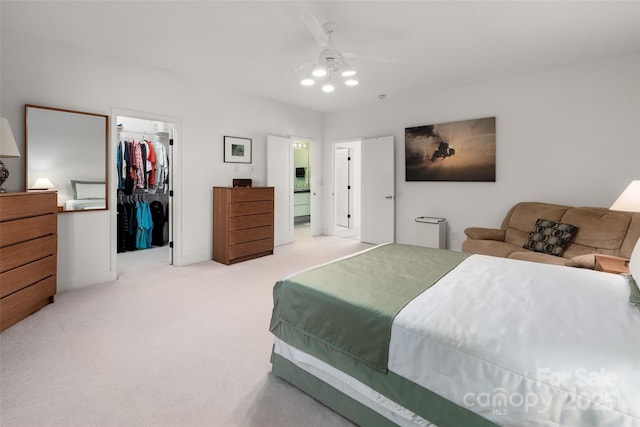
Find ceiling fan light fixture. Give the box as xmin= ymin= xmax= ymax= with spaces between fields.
xmin=322 ymin=74 xmax=335 ymax=93
xmin=297 ymin=21 xmax=374 ymax=94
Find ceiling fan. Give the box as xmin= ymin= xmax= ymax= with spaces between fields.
xmin=297 ymin=14 xmax=396 ymax=93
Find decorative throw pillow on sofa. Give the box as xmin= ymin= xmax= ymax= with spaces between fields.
xmin=565 ymin=253 xmax=596 ymax=269
xmin=523 ymin=218 xmax=578 ymax=257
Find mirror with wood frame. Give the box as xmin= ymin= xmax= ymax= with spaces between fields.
xmin=25 ymin=105 xmax=108 ymax=212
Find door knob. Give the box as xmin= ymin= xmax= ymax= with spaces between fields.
xmin=385 ymin=195 xmax=393 ymax=199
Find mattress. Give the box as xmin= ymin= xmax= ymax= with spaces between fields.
xmin=389 ymin=254 xmax=640 ymax=426
xmin=270 ymin=244 xmax=640 ymax=427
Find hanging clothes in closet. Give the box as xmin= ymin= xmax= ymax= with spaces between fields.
xmin=117 ymin=197 xmax=166 ymax=252
xmin=149 ymin=200 xmax=165 ymax=247
xmin=117 ymin=130 xmax=170 ymax=253
xmin=117 ymin=137 xmax=169 ymax=195
xmin=117 ymin=199 xmax=138 ymax=252
xmin=136 ymin=200 xmax=153 ymax=249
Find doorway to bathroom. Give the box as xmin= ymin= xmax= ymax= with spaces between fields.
xmin=267 ymin=135 xmax=319 ymax=245
xmin=293 ymin=141 xmax=311 ymax=239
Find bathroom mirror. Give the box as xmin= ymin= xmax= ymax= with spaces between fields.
xmin=25 ymin=105 xmax=108 ymax=212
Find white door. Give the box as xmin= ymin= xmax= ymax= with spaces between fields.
xmin=361 ymin=136 xmax=395 ymax=244
xmin=335 ymin=148 xmax=350 ymax=228
xmin=267 ymin=135 xmax=294 ymax=246
xmin=309 ymin=140 xmax=321 ymax=237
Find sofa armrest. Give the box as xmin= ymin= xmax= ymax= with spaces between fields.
xmin=464 ymin=227 xmax=505 ymax=241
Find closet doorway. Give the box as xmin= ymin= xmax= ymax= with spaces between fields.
xmin=114 ymin=112 xmax=177 ymax=275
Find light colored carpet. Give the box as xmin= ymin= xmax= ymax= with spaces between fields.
xmin=1 ymin=233 xmax=372 ymax=427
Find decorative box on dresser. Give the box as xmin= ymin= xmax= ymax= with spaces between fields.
xmin=0 ymin=191 xmax=57 ymax=331
xmin=213 ymin=187 xmax=274 ymax=265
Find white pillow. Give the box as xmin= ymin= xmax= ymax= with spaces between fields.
xmin=628 ymin=237 xmax=640 ymax=280
xmin=71 ymin=180 xmax=105 ymax=200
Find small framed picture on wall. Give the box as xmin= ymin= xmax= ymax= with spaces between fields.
xmin=224 ymin=136 xmax=252 ymax=163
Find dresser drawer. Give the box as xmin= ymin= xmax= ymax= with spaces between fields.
xmin=0 ymin=235 xmax=57 ymax=273
xmin=0 ymin=213 xmax=57 ymax=247
xmin=0 ymin=191 xmax=57 ymax=221
xmin=229 ymin=187 xmax=274 ymax=202
xmin=1 ymin=255 xmax=56 ymax=298
xmin=229 ymin=225 xmax=273 ymax=245
xmin=229 ymin=213 xmax=273 ymax=231
xmin=229 ymin=238 xmax=274 ymax=261
xmin=229 ymin=201 xmax=273 ymax=217
xmin=0 ymin=276 xmax=56 ymax=331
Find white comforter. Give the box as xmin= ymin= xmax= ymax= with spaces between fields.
xmin=390 ymin=254 xmax=640 ymax=426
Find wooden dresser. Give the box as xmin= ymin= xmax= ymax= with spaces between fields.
xmin=213 ymin=187 xmax=274 ymax=265
xmin=0 ymin=191 xmax=57 ymax=331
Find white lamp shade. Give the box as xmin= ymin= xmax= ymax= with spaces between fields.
xmin=33 ymin=177 xmax=55 ymax=189
xmin=0 ymin=118 xmax=21 ymax=158
xmin=610 ymin=181 xmax=640 ymax=212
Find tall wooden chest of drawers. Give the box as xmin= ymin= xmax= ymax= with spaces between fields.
xmin=213 ymin=187 xmax=274 ymax=265
xmin=0 ymin=191 xmax=57 ymax=331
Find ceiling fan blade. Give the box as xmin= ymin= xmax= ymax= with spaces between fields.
xmin=343 ymin=52 xmax=398 ymax=64
xmin=300 ymin=13 xmax=331 ymax=48
xmin=282 ymin=59 xmax=315 ymax=76
xmin=291 ymin=59 xmax=315 ymax=74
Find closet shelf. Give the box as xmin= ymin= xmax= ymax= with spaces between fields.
xmin=117 ymin=129 xmax=169 ymax=137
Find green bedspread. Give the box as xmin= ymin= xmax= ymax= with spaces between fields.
xmin=269 ymin=243 xmax=470 ymax=373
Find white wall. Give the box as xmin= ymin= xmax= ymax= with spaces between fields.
xmin=2 ymin=27 xmax=638 ymax=290
xmin=1 ymin=29 xmax=323 ymax=290
xmin=323 ymin=54 xmax=640 ymax=249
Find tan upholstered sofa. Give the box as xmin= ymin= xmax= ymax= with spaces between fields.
xmin=462 ymin=202 xmax=640 ymax=267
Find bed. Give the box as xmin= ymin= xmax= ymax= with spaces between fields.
xmin=269 ymin=243 xmax=640 ymax=426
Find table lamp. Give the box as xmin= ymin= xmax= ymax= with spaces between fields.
xmin=32 ymin=177 xmax=55 ymax=190
xmin=610 ymin=181 xmax=640 ymax=212
xmin=0 ymin=117 xmax=21 ymax=193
